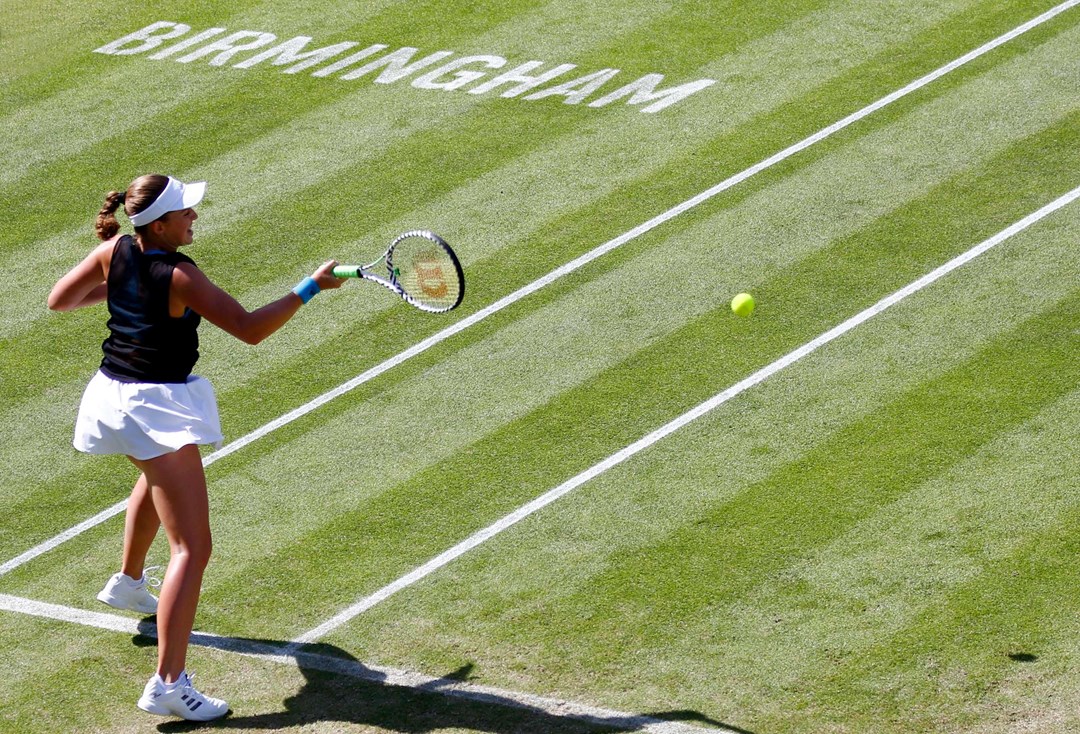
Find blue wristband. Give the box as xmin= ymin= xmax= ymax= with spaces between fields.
xmin=292 ymin=277 xmax=321 ymax=304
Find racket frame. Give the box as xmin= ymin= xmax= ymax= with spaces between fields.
xmin=333 ymin=230 xmax=464 ymax=313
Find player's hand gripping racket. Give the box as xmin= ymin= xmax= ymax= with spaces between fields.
xmin=332 ymin=230 xmax=464 ymax=313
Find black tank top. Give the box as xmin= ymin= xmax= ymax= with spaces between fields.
xmin=100 ymin=235 xmax=201 ymax=383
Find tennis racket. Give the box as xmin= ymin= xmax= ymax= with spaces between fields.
xmin=332 ymin=230 xmax=464 ymax=313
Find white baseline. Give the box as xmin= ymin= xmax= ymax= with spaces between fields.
xmin=0 ymin=595 xmax=721 ymax=734
xmin=0 ymin=593 xmax=715 ymax=733
xmin=1 ymin=0 xmax=1075 ymax=580
xmin=291 ymin=183 xmax=1080 ymax=645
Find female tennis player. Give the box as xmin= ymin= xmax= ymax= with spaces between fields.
xmin=48 ymin=174 xmax=343 ymax=721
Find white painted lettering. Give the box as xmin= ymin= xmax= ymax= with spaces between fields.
xmin=587 ymin=73 xmax=717 ymax=113
xmin=149 ymin=28 xmax=228 ymax=60
xmin=175 ymin=31 xmax=278 ymax=66
xmin=412 ymin=55 xmax=506 ymax=91
xmin=311 ymin=45 xmax=389 ymax=77
xmin=523 ymin=69 xmax=620 ymax=105
xmin=337 ymin=47 xmax=454 ymax=83
xmin=466 ymin=61 xmax=577 ymax=97
xmin=93 ymin=21 xmax=191 ymax=56
xmin=92 ymin=22 xmax=715 ymax=113
xmin=233 ymin=36 xmax=359 ymax=73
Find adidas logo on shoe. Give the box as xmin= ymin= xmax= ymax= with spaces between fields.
xmin=137 ymin=672 xmax=229 ymax=721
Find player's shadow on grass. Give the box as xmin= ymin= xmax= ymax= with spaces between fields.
xmin=133 ymin=625 xmax=750 ymax=734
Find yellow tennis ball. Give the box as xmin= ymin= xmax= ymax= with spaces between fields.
xmin=731 ymin=292 xmax=755 ymax=317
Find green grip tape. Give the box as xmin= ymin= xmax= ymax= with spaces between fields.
xmin=332 ymin=265 xmax=360 ymax=278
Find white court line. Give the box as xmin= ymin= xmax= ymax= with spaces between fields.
xmin=1 ymin=0 xmax=1075 ymax=580
xmin=290 ymin=184 xmax=1080 ymax=646
xmin=0 ymin=593 xmax=717 ymax=734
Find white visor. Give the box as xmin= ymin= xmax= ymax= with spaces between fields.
xmin=128 ymin=177 xmax=206 ymax=227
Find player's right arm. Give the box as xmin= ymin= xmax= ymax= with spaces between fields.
xmin=170 ymin=261 xmax=343 ymax=345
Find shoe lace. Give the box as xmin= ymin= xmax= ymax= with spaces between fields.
xmin=142 ymin=566 xmax=163 ymax=590
xmin=163 ymin=671 xmax=197 ymax=695
xmin=178 ymin=672 xmax=211 ymax=700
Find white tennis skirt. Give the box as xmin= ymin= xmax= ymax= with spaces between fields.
xmin=74 ymin=370 xmax=224 ymax=461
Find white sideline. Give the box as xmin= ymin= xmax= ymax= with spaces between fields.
xmin=0 ymin=593 xmax=716 ymax=733
xmin=1 ymin=0 xmax=1075 ymax=580
xmin=291 ymin=184 xmax=1080 ymax=645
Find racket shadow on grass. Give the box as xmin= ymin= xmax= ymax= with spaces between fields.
xmin=132 ymin=624 xmax=746 ymax=734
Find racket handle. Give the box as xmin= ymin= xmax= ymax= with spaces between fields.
xmin=332 ymin=265 xmax=361 ymax=278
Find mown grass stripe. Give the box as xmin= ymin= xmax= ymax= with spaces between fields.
xmin=0 ymin=0 xmax=283 ymax=114
xmin=289 ymin=184 xmax=1080 ymax=645
xmin=581 ymin=0 xmax=1080 ymax=253
xmin=707 ymin=387 xmax=1080 ymax=730
xmin=0 ymin=0 xmax=448 ymax=188
xmin=781 ymin=452 xmax=1080 ymax=732
xmin=579 ymin=289 xmax=1079 ymax=641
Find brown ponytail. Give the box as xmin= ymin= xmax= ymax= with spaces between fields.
xmin=95 ymin=191 xmax=126 ymax=240
xmin=94 ymin=174 xmax=171 ymax=240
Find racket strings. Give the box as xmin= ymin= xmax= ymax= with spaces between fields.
xmin=389 ymin=233 xmax=463 ymax=312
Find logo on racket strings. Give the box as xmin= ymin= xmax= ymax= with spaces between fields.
xmin=414 ymin=256 xmax=448 ymax=298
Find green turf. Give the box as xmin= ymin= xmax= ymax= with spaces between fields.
xmin=2 ymin=1 xmax=1078 ymax=732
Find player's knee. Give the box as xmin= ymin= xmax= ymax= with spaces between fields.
xmin=181 ymin=537 xmax=213 ymax=570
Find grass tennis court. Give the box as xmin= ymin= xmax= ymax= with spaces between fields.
xmin=2 ymin=1 xmax=1079 ymax=731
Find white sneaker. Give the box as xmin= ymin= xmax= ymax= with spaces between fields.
xmin=96 ymin=571 xmax=158 ymax=614
xmin=137 ymin=671 xmax=229 ymax=721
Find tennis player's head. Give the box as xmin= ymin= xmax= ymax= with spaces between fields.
xmin=96 ymin=174 xmax=206 ymax=246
